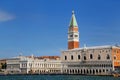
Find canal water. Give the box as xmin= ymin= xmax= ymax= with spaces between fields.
xmin=0 ymin=75 xmax=120 ymax=80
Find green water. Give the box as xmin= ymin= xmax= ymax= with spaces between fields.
xmin=0 ymin=75 xmax=120 ymax=80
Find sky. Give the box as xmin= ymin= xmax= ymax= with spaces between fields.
xmin=0 ymin=0 xmax=120 ymax=58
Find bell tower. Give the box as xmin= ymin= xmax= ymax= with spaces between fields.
xmin=68 ymin=11 xmax=79 ymax=49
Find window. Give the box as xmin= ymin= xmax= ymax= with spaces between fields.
xmin=106 ymin=69 xmax=108 ymax=72
xmin=71 ymin=55 xmax=73 ymax=60
xmin=106 ymin=54 xmax=110 ymax=60
xmin=103 ymin=69 xmax=105 ymax=72
xmin=98 ymin=55 xmax=101 ymax=60
xmin=78 ymin=55 xmax=80 ymax=59
xmin=96 ymin=69 xmax=98 ymax=73
xmin=84 ymin=56 xmax=86 ymax=60
xmin=75 ymin=35 xmax=78 ymax=37
xmin=65 ymin=56 xmax=67 ymax=60
xmin=70 ymin=35 xmax=73 ymax=37
xmin=99 ymin=69 xmax=101 ymax=73
xmin=90 ymin=54 xmax=93 ymax=59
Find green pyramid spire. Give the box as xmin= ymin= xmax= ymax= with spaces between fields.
xmin=69 ymin=11 xmax=78 ymax=27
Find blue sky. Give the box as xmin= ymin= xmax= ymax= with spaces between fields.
xmin=0 ymin=0 xmax=120 ymax=58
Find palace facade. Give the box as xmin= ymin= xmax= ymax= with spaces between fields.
xmin=61 ymin=45 xmax=120 ymax=75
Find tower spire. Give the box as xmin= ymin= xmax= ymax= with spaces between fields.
xmin=69 ymin=10 xmax=78 ymax=27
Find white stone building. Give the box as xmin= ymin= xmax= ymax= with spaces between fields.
xmin=32 ymin=58 xmax=61 ymax=74
xmin=61 ymin=45 xmax=120 ymax=75
xmin=6 ymin=56 xmax=33 ymax=74
xmin=6 ymin=55 xmax=62 ymax=74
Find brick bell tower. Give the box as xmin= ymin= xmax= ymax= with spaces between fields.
xmin=68 ymin=11 xmax=79 ymax=49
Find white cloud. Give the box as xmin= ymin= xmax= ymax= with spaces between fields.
xmin=0 ymin=10 xmax=15 ymax=22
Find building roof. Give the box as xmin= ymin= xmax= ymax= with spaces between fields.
xmin=63 ymin=45 xmax=120 ymax=51
xmin=69 ymin=10 xmax=78 ymax=27
xmin=36 ymin=56 xmax=60 ymax=60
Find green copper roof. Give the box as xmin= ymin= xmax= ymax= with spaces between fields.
xmin=69 ymin=11 xmax=78 ymax=27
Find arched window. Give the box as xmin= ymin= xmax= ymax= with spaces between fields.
xmin=90 ymin=54 xmax=93 ymax=59
xmin=90 ymin=69 xmax=92 ymax=74
xmin=84 ymin=56 xmax=86 ymax=60
xmin=78 ymin=55 xmax=80 ymax=59
xmin=106 ymin=54 xmax=110 ymax=60
xmin=93 ymin=70 xmax=95 ymax=74
xmin=98 ymin=55 xmax=101 ymax=60
xmin=65 ymin=56 xmax=67 ymax=60
xmin=87 ymin=69 xmax=89 ymax=74
xmin=96 ymin=69 xmax=98 ymax=73
xmin=103 ymin=69 xmax=105 ymax=72
xmin=71 ymin=55 xmax=73 ymax=60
